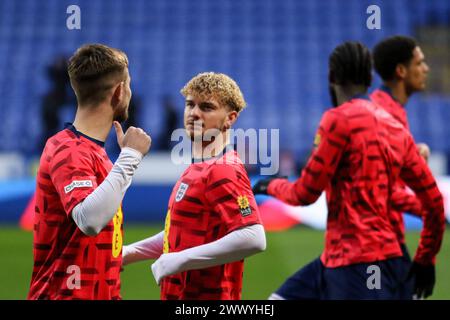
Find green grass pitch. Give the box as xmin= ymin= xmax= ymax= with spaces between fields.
xmin=1 ymin=224 xmax=448 ymax=299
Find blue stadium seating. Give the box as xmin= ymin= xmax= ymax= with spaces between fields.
xmin=0 ymin=0 xmax=449 ymax=157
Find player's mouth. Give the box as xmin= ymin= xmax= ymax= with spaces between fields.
xmin=187 ymin=121 xmax=204 ymax=129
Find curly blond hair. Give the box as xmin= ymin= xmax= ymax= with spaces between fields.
xmin=180 ymin=72 xmax=246 ymax=112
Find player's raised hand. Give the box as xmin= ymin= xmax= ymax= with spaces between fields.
xmin=114 ymin=121 xmax=151 ymax=156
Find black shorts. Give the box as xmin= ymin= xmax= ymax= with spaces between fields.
xmin=274 ymin=245 xmax=413 ymax=300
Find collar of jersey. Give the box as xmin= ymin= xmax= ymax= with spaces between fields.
xmin=191 ymin=144 xmax=236 ymax=164
xmin=379 ymin=85 xmax=405 ymax=107
xmin=64 ymin=123 xmax=105 ymax=147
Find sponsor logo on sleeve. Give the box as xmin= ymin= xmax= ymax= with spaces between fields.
xmin=237 ymin=195 xmax=252 ymax=217
xmin=64 ymin=180 xmax=93 ymax=194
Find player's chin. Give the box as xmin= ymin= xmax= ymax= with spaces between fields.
xmin=185 ymin=129 xmax=196 ymax=141
xmin=411 ymin=83 xmax=426 ymax=93
xmin=418 ymin=79 xmax=427 ymax=90
xmin=413 ymin=81 xmax=425 ymax=90
xmin=186 ymin=127 xmax=203 ymax=140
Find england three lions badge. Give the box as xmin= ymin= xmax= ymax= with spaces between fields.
xmin=175 ymin=182 xmax=189 ymax=202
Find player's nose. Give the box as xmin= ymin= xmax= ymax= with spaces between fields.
xmin=189 ymin=104 xmax=202 ymax=118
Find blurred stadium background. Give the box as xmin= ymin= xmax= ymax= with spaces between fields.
xmin=0 ymin=0 xmax=449 ymax=299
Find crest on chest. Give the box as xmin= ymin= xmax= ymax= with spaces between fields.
xmin=175 ymin=182 xmax=189 ymax=202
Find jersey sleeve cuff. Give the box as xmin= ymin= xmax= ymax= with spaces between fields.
xmin=121 ymin=147 xmax=144 ymax=161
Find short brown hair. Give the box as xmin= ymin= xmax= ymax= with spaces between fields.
xmin=68 ymin=44 xmax=129 ymax=105
xmin=180 ymin=72 xmax=246 ymax=112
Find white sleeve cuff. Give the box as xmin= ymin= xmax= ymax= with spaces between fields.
xmin=121 ymin=147 xmax=143 ymax=162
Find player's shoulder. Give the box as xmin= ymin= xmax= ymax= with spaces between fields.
xmin=47 ymin=128 xmax=80 ymax=146
xmin=371 ymin=102 xmax=406 ymax=131
xmin=369 ymin=88 xmax=386 ymax=102
xmin=44 ymin=129 xmax=75 ymax=152
xmin=44 ymin=129 xmax=96 ymax=160
xmin=333 ymin=97 xmax=381 ymax=121
xmin=320 ymin=105 xmax=351 ymax=130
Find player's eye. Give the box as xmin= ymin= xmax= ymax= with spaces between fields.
xmin=200 ymin=104 xmax=214 ymax=111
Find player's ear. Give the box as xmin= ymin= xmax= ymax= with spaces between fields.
xmin=224 ymin=110 xmax=238 ymax=131
xmin=111 ymin=81 xmax=124 ymax=106
xmin=395 ymin=64 xmax=407 ymax=80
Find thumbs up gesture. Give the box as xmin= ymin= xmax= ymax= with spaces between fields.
xmin=114 ymin=121 xmax=151 ymax=156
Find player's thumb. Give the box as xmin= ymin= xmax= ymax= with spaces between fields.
xmin=113 ymin=121 xmax=124 ymax=148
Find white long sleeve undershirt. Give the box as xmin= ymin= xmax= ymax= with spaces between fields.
xmin=71 ymin=147 xmax=142 ymax=236
xmin=172 ymin=223 xmax=266 ymax=271
xmin=124 ymin=224 xmax=266 ymax=265
xmin=122 ymin=231 xmax=165 ymax=265
xmin=123 ymin=224 xmax=266 ymax=284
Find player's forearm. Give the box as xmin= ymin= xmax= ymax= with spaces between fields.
xmin=391 ymin=187 xmax=423 ymax=217
xmin=414 ymin=204 xmax=446 ymax=265
xmin=151 ymin=224 xmax=266 ymax=283
xmin=414 ymin=184 xmax=445 ymax=265
xmin=181 ymin=224 xmax=266 ymax=270
xmin=267 ymin=179 xmax=300 ymax=205
xmin=267 ymin=178 xmax=320 ymax=206
xmin=122 ymin=231 xmax=164 ymax=265
xmin=269 ymin=110 xmax=347 ymax=206
xmin=71 ymin=147 xmax=143 ymax=236
xmin=400 ymin=145 xmax=446 ymax=265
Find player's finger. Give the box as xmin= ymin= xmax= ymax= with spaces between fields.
xmin=113 ymin=121 xmax=124 ymax=144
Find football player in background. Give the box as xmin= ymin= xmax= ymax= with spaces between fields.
xmin=371 ymin=35 xmax=437 ymax=299
xmin=253 ymin=41 xmax=445 ymax=300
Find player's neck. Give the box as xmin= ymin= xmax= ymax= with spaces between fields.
xmin=73 ymin=103 xmax=113 ymax=142
xmin=382 ymin=81 xmax=409 ymax=105
xmin=336 ymin=85 xmax=367 ymax=105
xmin=192 ymin=131 xmax=230 ymax=160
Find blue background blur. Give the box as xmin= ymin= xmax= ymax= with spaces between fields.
xmin=0 ymin=0 xmax=449 ymax=224
xmin=0 ymin=0 xmax=449 ymax=156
